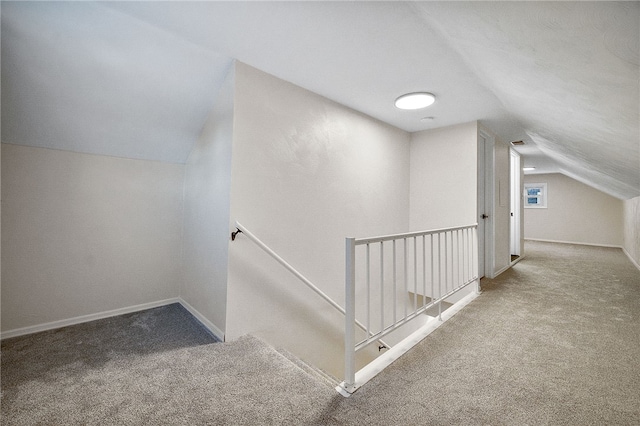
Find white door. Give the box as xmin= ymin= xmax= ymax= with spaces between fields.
xmin=478 ymin=134 xmax=493 ymax=278
xmin=477 ymin=135 xmax=486 ymax=278
xmin=477 ymin=132 xmax=494 ymax=279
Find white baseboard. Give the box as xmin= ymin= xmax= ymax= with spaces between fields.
xmin=510 ymin=255 xmax=525 ymax=267
xmin=492 ymin=264 xmax=511 ymax=278
xmin=177 ymin=298 xmax=225 ymax=342
xmin=0 ymin=298 xmax=180 ymax=340
xmin=524 ymin=238 xmax=622 ymax=249
xmin=622 ymin=247 xmax=640 ymax=272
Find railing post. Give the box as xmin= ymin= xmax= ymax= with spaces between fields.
xmin=345 ymin=237 xmax=357 ymax=391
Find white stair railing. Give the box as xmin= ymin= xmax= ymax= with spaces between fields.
xmin=341 ymin=224 xmax=479 ymax=395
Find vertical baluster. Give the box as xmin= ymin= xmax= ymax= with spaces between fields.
xmin=451 ymin=230 xmax=455 ymax=289
xmin=458 ymin=229 xmax=462 ymax=288
xmin=430 ymin=233 xmax=434 ymax=308
xmin=471 ymin=227 xmax=475 ymax=280
xmin=464 ymin=228 xmax=468 ymax=283
xmin=451 ymin=230 xmax=458 ymax=290
xmin=451 ymin=231 xmax=455 ymax=291
xmin=448 ymin=232 xmax=451 ymax=292
xmin=445 ymin=231 xmax=453 ymax=294
xmin=380 ymin=241 xmax=384 ymax=334
xmin=456 ymin=229 xmax=464 ymax=287
xmin=470 ymin=228 xmax=475 ymax=286
xmin=451 ymin=231 xmax=454 ymax=292
xmin=444 ymin=231 xmax=448 ymax=297
xmin=413 ymin=237 xmax=418 ymax=315
xmin=422 ymin=235 xmax=426 ymax=309
xmin=462 ymin=228 xmax=466 ymax=283
xmin=393 ymin=239 xmax=397 ymax=324
xmin=468 ymin=227 xmax=472 ymax=282
xmin=452 ymin=231 xmax=455 ymax=291
xmin=366 ymin=243 xmax=370 ymax=336
xmin=438 ymin=232 xmax=442 ymax=321
xmin=403 ymin=238 xmax=408 ymax=319
xmin=454 ymin=230 xmax=458 ymax=288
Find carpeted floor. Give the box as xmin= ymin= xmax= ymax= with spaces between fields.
xmin=2 ymin=241 xmax=639 ymax=425
xmin=1 ymin=303 xmax=340 ymax=424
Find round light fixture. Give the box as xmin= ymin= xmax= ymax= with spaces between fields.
xmin=395 ymin=92 xmax=436 ymax=110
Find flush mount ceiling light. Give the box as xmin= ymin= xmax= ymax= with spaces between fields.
xmin=395 ymin=92 xmax=436 ymax=110
xmin=523 ymin=167 xmax=536 ymax=171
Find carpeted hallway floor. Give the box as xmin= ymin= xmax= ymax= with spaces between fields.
xmin=2 ymin=241 xmax=639 ymax=425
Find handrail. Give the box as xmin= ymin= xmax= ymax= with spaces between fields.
xmin=353 ymin=223 xmax=478 ymax=245
xmin=232 ymin=221 xmax=389 ymax=350
xmin=233 ymin=221 xmax=345 ymax=315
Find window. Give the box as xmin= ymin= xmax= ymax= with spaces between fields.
xmin=524 ymin=183 xmax=547 ymax=208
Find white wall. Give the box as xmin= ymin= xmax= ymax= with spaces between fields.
xmin=408 ymin=121 xmax=481 ymax=299
xmin=181 ymin=66 xmax=235 ymax=340
xmin=524 ymin=173 xmax=623 ymax=247
xmin=1 ymin=143 xmax=184 ymax=333
xmin=623 ymin=196 xmax=640 ymax=268
xmin=409 ymin=122 xmax=478 ymax=230
xmin=226 ymin=63 xmax=411 ymax=378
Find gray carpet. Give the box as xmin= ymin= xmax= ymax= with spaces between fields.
xmin=2 ymin=241 xmax=640 ymax=425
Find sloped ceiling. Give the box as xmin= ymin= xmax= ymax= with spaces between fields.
xmin=414 ymin=1 xmax=639 ymax=199
xmin=1 ymin=2 xmax=232 ymax=163
xmin=2 ymin=1 xmax=638 ymax=199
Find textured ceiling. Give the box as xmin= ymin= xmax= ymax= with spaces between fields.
xmin=414 ymin=1 xmax=639 ymax=199
xmin=1 ymin=1 xmax=638 ymax=198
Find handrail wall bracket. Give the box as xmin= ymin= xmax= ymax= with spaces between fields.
xmin=231 ymin=228 xmax=243 ymax=241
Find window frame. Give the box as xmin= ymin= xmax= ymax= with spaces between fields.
xmin=524 ymin=182 xmax=547 ymax=209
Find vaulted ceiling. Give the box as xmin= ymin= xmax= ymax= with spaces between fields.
xmin=2 ymin=2 xmax=638 ymax=199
